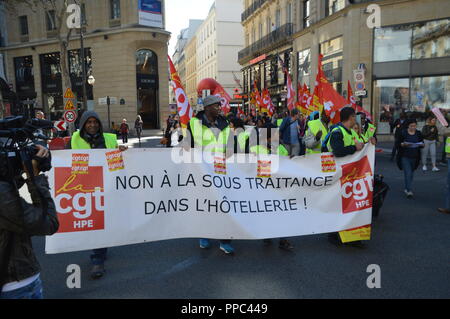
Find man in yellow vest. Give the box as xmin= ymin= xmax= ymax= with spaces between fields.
xmin=186 ymin=95 xmax=235 ymax=255
xmin=438 ymin=131 xmax=450 ymax=214
xmin=304 ymin=110 xmax=330 ymax=154
xmin=327 ymin=107 xmax=367 ymax=248
xmin=68 ymin=111 xmax=127 ymax=279
xmin=358 ymin=112 xmax=377 ymax=145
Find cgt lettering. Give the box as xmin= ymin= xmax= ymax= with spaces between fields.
xmin=55 ymin=188 xmax=105 ymax=219
xmin=54 ymin=167 xmax=105 ymax=233
xmin=340 ymin=156 xmax=373 ymax=214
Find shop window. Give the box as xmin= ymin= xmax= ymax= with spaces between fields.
xmin=320 ymin=37 xmax=343 ymax=93
xmin=412 ymin=19 xmax=450 ymax=59
xmin=297 ymin=48 xmax=310 ymax=87
xmin=374 ymin=26 xmax=412 ymax=62
xmin=68 ymin=48 xmax=93 ymax=100
xmin=14 ymin=55 xmax=35 ymax=98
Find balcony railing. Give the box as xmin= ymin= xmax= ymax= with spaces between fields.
xmin=238 ymin=23 xmax=294 ymax=63
xmin=241 ymin=0 xmax=268 ymax=22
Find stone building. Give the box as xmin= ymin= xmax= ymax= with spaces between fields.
xmin=0 ymin=0 xmax=171 ymax=129
xmin=239 ymin=0 xmax=450 ymax=135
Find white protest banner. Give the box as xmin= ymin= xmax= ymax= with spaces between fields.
xmin=45 ymin=146 xmax=375 ymax=254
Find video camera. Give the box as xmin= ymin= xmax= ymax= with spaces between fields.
xmin=0 ymin=116 xmax=54 ymax=182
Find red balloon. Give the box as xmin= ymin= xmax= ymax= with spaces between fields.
xmin=197 ymin=78 xmax=220 ymax=97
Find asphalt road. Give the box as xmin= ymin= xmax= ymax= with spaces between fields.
xmin=26 ymin=138 xmax=450 ymax=298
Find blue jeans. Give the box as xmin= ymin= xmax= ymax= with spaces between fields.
xmin=90 ymin=248 xmax=107 ymax=265
xmin=446 ymin=159 xmax=450 ymax=209
xmin=401 ymin=157 xmax=416 ymax=192
xmin=0 ymin=276 xmax=43 ymax=299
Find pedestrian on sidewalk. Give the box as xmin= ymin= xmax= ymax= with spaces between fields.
xmin=421 ymin=116 xmax=440 ymax=172
xmin=120 ymin=119 xmax=130 ymax=144
xmin=396 ymin=119 xmax=424 ymax=198
xmin=135 ymin=115 xmax=143 ymax=140
xmin=391 ymin=112 xmax=406 ymax=161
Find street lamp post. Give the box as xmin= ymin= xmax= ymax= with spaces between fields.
xmin=80 ymin=28 xmax=88 ymax=111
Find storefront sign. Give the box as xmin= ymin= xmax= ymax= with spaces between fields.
xmin=250 ymin=54 xmax=267 ymax=65
xmin=138 ymin=0 xmax=163 ymax=28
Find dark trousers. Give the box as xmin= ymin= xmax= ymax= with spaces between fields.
xmin=122 ymin=133 xmax=128 ymax=144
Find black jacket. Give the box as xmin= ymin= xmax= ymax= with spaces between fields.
xmin=395 ymin=129 xmax=423 ymax=171
xmin=329 ymin=124 xmax=357 ymax=158
xmin=0 ymin=175 xmax=59 ymax=287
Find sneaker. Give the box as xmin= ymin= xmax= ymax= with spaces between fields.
xmin=407 ymin=191 xmax=414 ymax=198
xmin=278 ymin=239 xmax=294 ymax=251
xmin=219 ymin=243 xmax=235 ymax=255
xmin=432 ymin=167 xmax=440 ymax=172
xmin=422 ymin=165 xmax=427 ymax=171
xmin=90 ymin=264 xmax=105 ymax=279
xmin=404 ymin=189 xmax=409 ymax=197
xmin=437 ymin=208 xmax=450 ymax=214
xmin=199 ymin=238 xmax=211 ymax=249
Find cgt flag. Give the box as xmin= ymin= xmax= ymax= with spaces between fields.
xmin=213 ymin=85 xmax=232 ymax=115
xmin=168 ymin=55 xmax=193 ymax=127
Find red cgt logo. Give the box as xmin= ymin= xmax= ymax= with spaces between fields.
xmin=54 ymin=167 xmax=105 ymax=233
xmin=340 ymin=156 xmax=373 ymax=214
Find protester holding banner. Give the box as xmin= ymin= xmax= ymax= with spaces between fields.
xmin=326 ymin=107 xmax=366 ymax=247
xmin=326 ymin=107 xmax=364 ymax=156
xmin=186 ymin=95 xmax=235 ymax=255
xmin=395 ymin=119 xmax=424 ymax=199
xmin=358 ymin=112 xmax=377 ymax=145
xmin=68 ymin=111 xmax=127 ymax=278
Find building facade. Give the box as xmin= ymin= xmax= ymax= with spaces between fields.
xmin=170 ymin=19 xmax=202 ymax=108
xmin=0 ymin=0 xmax=171 ymax=129
xmin=196 ymin=0 xmax=244 ymax=103
xmin=185 ymin=35 xmax=198 ymax=108
xmin=240 ymin=0 xmax=450 ymax=134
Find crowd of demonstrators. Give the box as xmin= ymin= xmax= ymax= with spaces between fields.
xmin=66 ymin=111 xmax=127 ymax=279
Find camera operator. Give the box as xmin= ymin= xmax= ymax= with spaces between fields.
xmin=0 ymin=144 xmax=59 ymax=299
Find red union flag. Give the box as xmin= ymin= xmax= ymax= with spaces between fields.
xmin=213 ymin=85 xmax=231 ymax=115
xmin=168 ymin=55 xmax=193 ymax=126
xmin=54 ymin=167 xmax=105 ymax=233
xmin=340 ymin=156 xmax=373 ymax=214
xmin=286 ymin=71 xmax=295 ymax=111
xmin=262 ymin=88 xmax=274 ymax=116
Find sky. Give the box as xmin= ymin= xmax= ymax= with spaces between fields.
xmin=165 ymin=0 xmax=215 ymax=56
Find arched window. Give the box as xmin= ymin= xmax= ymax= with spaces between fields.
xmin=136 ymin=49 xmax=158 ymax=76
